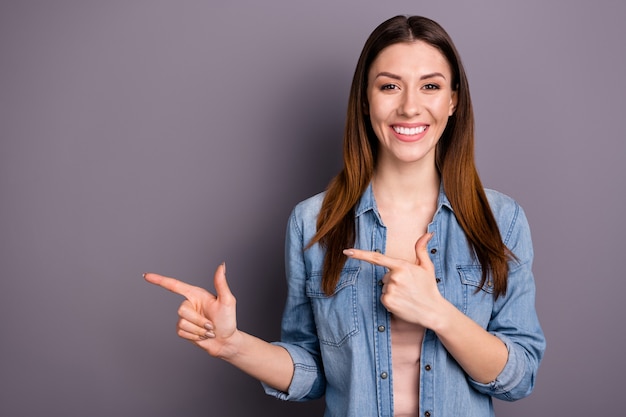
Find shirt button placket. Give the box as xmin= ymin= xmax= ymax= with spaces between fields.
xmin=423 ymin=366 xmax=432 ymax=416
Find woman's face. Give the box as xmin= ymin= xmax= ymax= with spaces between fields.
xmin=366 ymin=41 xmax=457 ymax=168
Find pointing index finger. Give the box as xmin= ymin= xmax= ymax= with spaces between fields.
xmin=343 ymin=248 xmax=403 ymax=269
xmin=144 ymin=272 xmax=196 ymax=299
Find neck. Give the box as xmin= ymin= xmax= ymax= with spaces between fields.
xmin=372 ymin=161 xmax=440 ymax=211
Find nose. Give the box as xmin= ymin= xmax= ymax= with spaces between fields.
xmin=398 ymin=89 xmax=421 ymax=117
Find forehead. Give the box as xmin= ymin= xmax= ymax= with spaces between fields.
xmin=369 ymin=41 xmax=452 ymax=78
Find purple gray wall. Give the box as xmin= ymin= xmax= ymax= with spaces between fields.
xmin=1 ymin=1 xmax=624 ymax=416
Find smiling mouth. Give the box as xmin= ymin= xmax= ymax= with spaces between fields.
xmin=393 ymin=125 xmax=427 ymax=135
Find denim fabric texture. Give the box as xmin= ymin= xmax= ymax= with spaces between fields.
xmin=263 ymin=183 xmax=546 ymax=417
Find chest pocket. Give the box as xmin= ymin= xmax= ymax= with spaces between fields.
xmin=306 ymin=267 xmax=360 ymax=347
xmin=457 ymin=265 xmax=494 ymax=327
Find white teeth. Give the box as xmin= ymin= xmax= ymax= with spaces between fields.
xmin=393 ymin=125 xmax=426 ymax=135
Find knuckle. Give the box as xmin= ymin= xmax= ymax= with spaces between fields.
xmin=177 ymin=304 xmax=190 ymax=317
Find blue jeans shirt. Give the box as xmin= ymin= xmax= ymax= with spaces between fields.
xmin=264 ymin=184 xmax=545 ymax=416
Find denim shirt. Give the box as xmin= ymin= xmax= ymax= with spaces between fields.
xmin=264 ymin=184 xmax=545 ymax=417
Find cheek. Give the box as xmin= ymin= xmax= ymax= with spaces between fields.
xmin=367 ymin=102 xmax=384 ymax=125
xmin=432 ymin=98 xmax=454 ymax=119
xmin=368 ymin=97 xmax=394 ymax=123
xmin=367 ymin=109 xmax=389 ymax=141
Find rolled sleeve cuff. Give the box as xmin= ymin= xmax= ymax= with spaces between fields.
xmin=468 ymin=334 xmax=529 ymax=400
xmin=261 ymin=342 xmax=323 ymax=401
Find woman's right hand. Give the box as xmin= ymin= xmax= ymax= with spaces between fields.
xmin=144 ymin=263 xmax=240 ymax=359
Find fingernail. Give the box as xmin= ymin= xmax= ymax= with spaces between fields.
xmin=205 ymin=331 xmax=215 ymax=338
xmin=222 ymin=261 xmax=226 ymax=275
xmin=343 ymin=249 xmax=354 ymax=256
xmin=204 ymin=323 xmax=213 ymax=330
xmin=142 ymin=273 xmax=146 ymax=279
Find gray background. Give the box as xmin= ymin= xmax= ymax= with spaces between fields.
xmin=1 ymin=1 xmax=624 ymax=416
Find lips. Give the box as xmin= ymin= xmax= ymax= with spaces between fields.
xmin=390 ymin=124 xmax=429 ymax=143
xmin=392 ymin=125 xmax=427 ymax=135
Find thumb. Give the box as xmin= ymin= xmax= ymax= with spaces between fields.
xmin=415 ymin=232 xmax=435 ymax=272
xmin=214 ymin=262 xmax=235 ymax=304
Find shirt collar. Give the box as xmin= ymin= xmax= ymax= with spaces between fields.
xmin=355 ymin=182 xmax=377 ymax=218
xmin=355 ymin=180 xmax=454 ymax=220
xmin=436 ymin=181 xmax=453 ymax=212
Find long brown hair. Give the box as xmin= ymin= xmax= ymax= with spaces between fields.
xmin=309 ymin=15 xmax=511 ymax=298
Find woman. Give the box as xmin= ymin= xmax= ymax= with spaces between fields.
xmin=145 ymin=15 xmax=545 ymax=417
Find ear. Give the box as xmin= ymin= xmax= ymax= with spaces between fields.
xmin=448 ymin=90 xmax=458 ymax=116
xmin=362 ymin=99 xmax=369 ymax=116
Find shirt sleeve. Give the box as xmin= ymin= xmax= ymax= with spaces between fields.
xmin=468 ymin=202 xmax=546 ymax=401
xmin=262 ymin=206 xmax=326 ymax=401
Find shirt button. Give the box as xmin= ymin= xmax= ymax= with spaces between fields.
xmin=378 ymin=280 xmax=384 ymax=287
xmin=380 ymin=372 xmax=388 ymax=379
xmin=378 ymin=325 xmax=386 ymax=332
xmin=435 ymin=278 xmax=441 ymax=283
xmin=425 ymin=364 xmax=432 ymax=371
xmin=424 ymin=412 xmax=431 ymax=417
xmin=374 ymin=248 xmax=382 ymax=253
xmin=430 ymin=248 xmax=437 ymax=254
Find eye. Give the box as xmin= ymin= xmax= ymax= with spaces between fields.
xmin=422 ymin=83 xmax=440 ymax=90
xmin=380 ymin=83 xmax=399 ymax=91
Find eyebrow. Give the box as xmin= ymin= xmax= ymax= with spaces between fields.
xmin=374 ymin=71 xmax=447 ymax=81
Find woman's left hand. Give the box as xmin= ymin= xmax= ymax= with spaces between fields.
xmin=346 ymin=232 xmax=509 ymax=382
xmin=343 ymin=232 xmax=444 ymax=327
